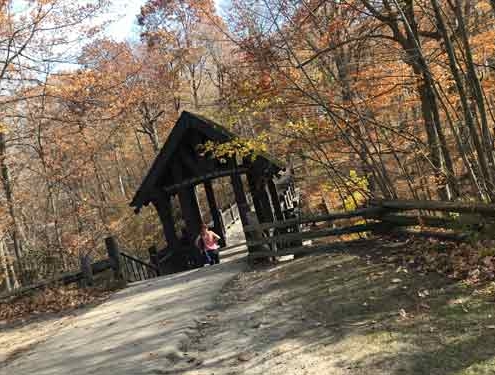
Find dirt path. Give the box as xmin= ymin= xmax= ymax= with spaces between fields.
xmin=2 ymin=234 xmax=494 ymax=375
xmin=1 ymin=260 xmax=245 ymax=375
xmin=177 ymin=240 xmax=495 ymax=375
xmin=0 ymin=221 xmax=247 ymax=375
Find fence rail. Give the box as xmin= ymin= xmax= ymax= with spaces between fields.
xmin=7 ymin=198 xmax=493 ymax=298
xmin=243 ymin=206 xmax=385 ymax=233
xmin=0 ymin=237 xmax=158 ymax=300
xmin=245 ymin=199 xmax=495 ymax=259
xmin=121 ymin=251 xmax=159 ymax=282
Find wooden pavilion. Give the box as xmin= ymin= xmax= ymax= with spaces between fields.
xmin=130 ymin=111 xmax=296 ymax=272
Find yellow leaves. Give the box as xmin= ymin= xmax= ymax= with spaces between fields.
xmin=201 ymin=134 xmax=269 ymax=163
xmin=285 ymin=118 xmax=322 ymax=137
xmin=0 ymin=122 xmax=7 ymax=134
xmin=323 ymin=170 xmax=369 ymax=211
xmin=475 ymin=1 xmax=493 ymax=12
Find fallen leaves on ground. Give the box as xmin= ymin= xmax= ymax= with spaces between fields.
xmin=382 ymin=236 xmax=495 ymax=285
xmin=0 ymin=286 xmax=112 ymax=324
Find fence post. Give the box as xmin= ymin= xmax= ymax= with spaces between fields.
xmin=79 ymin=254 xmax=94 ymax=287
xmin=245 ymin=211 xmax=273 ymax=265
xmin=148 ymin=245 xmax=161 ymax=276
xmin=105 ymin=236 xmax=125 ymax=283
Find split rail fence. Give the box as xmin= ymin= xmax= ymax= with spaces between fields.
xmin=5 ymin=198 xmax=495 ymax=300
xmin=0 ymin=236 xmax=157 ymax=300
xmin=244 ymin=199 xmax=495 ymax=259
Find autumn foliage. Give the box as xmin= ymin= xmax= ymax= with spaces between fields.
xmin=2 ymin=0 xmax=495 ymax=295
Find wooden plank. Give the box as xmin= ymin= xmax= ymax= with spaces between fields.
xmin=162 ymin=167 xmax=249 ymax=193
xmin=0 ymin=269 xmax=84 ymax=300
xmin=178 ymin=186 xmax=202 ymax=239
xmin=247 ymin=172 xmax=274 ymax=224
xmin=152 ymin=194 xmax=179 ymax=249
xmin=91 ymin=259 xmax=112 ymax=274
xmin=174 ymin=161 xmax=202 ymax=238
xmin=204 ymin=180 xmax=226 ymax=247
xmin=246 ymin=222 xmax=383 ymax=247
xmin=123 ymin=257 xmax=133 ymax=282
xmin=121 ymin=251 xmax=158 ymax=272
xmin=373 ymin=199 xmax=495 ymax=215
xmin=105 ymin=236 xmax=125 ymax=282
xmin=148 ymin=245 xmax=161 ymax=276
xmin=268 ymin=179 xmax=284 ymax=221
xmin=231 ymin=167 xmax=250 ymax=226
xmin=243 ymin=206 xmax=386 ymax=232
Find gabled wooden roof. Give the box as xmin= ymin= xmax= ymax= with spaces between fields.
xmin=130 ymin=111 xmax=285 ymax=211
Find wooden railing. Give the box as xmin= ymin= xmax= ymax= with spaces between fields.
xmin=220 ymin=202 xmax=241 ymax=229
xmin=120 ymin=251 xmax=159 ymax=282
xmin=10 ymin=198 xmax=492 ymax=298
xmin=244 ymin=199 xmax=495 ymax=259
xmin=0 ymin=236 xmax=159 ymax=300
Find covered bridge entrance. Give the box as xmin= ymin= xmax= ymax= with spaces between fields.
xmin=131 ymin=111 xmax=299 ymax=274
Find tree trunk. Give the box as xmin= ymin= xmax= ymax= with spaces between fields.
xmin=431 ymin=0 xmax=492 ymax=200
xmin=0 ymin=132 xmax=25 ymax=284
xmin=452 ymin=0 xmax=495 ymax=194
xmin=0 ymin=238 xmax=16 ymax=291
xmin=397 ymin=0 xmax=457 ymax=199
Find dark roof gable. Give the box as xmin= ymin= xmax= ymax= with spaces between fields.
xmin=130 ymin=111 xmax=285 ymax=210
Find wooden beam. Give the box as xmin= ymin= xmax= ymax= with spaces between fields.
xmin=268 ymin=179 xmax=284 ymax=221
xmin=246 ymin=222 xmax=383 ymax=248
xmin=105 ymin=236 xmax=125 ymax=283
xmin=231 ymin=170 xmax=250 ymax=227
xmin=373 ymin=199 xmax=495 ymax=215
xmin=179 ymin=147 xmax=201 ymax=176
xmin=204 ymin=180 xmax=226 ymax=247
xmin=172 ymin=160 xmax=203 ymax=238
xmin=152 ymin=194 xmax=179 ymax=248
xmin=243 ymin=206 xmax=387 ymax=232
xmin=162 ymin=167 xmax=249 ymax=194
xmin=178 ymin=185 xmax=202 ymax=239
xmin=247 ymin=173 xmax=274 ymax=224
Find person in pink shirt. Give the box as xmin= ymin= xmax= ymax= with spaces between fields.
xmin=195 ymin=224 xmax=221 ymax=265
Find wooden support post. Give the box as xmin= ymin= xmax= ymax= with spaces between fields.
xmin=172 ymin=160 xmax=202 ymax=238
xmin=204 ymin=180 xmax=226 ymax=247
xmin=105 ymin=236 xmax=125 ymax=282
xmin=268 ymin=179 xmax=284 ymax=221
xmin=231 ymin=172 xmax=250 ymax=227
xmin=153 ymin=194 xmax=179 ymax=249
xmin=148 ymin=245 xmax=160 ymax=276
xmin=79 ymin=254 xmax=94 ymax=287
xmin=178 ymin=185 xmax=202 ymax=238
xmin=247 ymin=173 xmax=274 ymax=224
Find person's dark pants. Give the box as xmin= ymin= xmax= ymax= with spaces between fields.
xmin=206 ymin=250 xmax=220 ymax=265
